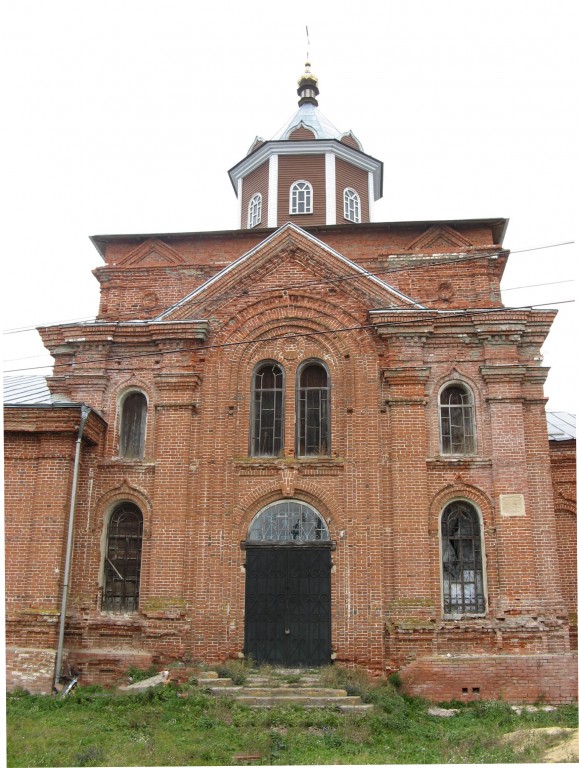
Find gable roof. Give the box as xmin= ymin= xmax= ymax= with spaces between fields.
xmin=156 ymin=222 xmax=425 ymax=320
xmin=3 ymin=375 xmax=54 ymax=404
xmin=546 ymin=411 xmax=576 ymax=441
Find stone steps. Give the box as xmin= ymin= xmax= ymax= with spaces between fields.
xmin=197 ymin=668 xmax=373 ymax=714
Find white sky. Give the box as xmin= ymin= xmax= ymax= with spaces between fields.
xmin=2 ymin=0 xmax=577 ymax=411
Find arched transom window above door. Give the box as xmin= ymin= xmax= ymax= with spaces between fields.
xmin=247 ymin=500 xmax=330 ymax=543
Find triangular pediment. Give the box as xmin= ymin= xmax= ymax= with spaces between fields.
xmin=118 ymin=238 xmax=186 ymax=267
xmin=407 ymin=225 xmax=473 ymax=251
xmin=158 ymin=223 xmax=424 ymax=322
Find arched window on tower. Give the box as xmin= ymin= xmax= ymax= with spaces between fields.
xmin=441 ymin=501 xmax=485 ymax=615
xmin=290 ymin=180 xmax=313 ymax=214
xmin=439 ymin=383 xmax=475 ymax=455
xmin=248 ymin=193 xmax=262 ymax=228
xmin=102 ymin=502 xmax=143 ymax=612
xmin=119 ymin=391 xmax=147 ymax=459
xmin=251 ymin=362 xmax=284 ymax=457
xmin=297 ymin=362 xmax=330 ymax=457
xmin=343 ymin=187 xmax=360 ymax=222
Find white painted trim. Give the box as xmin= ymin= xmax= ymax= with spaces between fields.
xmin=229 ymin=139 xmax=383 ymax=202
xmin=237 ymin=178 xmax=243 ymax=228
xmin=325 ymin=152 xmax=336 ymax=225
xmin=268 ymin=154 xmax=278 ymax=227
xmin=368 ymin=172 xmax=374 ymax=222
xmin=157 ymin=222 xmax=424 ymax=319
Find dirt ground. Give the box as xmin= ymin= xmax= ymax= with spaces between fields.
xmin=502 ymin=727 xmax=579 ymax=762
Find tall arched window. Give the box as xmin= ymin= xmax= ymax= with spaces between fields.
xmin=290 ymin=180 xmax=313 ymax=214
xmin=251 ymin=362 xmax=284 ymax=457
xmin=297 ymin=362 xmax=330 ymax=457
xmin=248 ymin=193 xmax=262 ymax=228
xmin=119 ymin=391 xmax=147 ymax=459
xmin=343 ymin=187 xmax=360 ymax=222
xmin=441 ymin=501 xmax=485 ymax=615
xmin=439 ymin=383 xmax=475 ymax=455
xmin=102 ymin=502 xmax=143 ymax=612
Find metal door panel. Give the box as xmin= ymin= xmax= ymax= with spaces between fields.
xmin=245 ymin=547 xmax=331 ymax=666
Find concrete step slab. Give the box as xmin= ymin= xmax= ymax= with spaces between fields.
xmin=339 ymin=704 xmax=374 ymax=714
xmin=235 ymin=695 xmax=362 ymax=707
xmin=218 ymin=687 xmax=347 ymax=697
xmin=198 ymin=677 xmax=233 ymax=687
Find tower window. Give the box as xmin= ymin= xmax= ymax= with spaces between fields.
xmin=102 ymin=502 xmax=143 ymax=612
xmin=343 ymin=188 xmax=360 ymax=222
xmin=439 ymin=383 xmax=475 ymax=455
xmin=251 ymin=362 xmax=284 ymax=456
xmin=297 ymin=362 xmax=330 ymax=457
xmin=290 ymin=180 xmax=313 ymax=214
xmin=248 ymin=193 xmax=262 ymax=228
xmin=441 ymin=501 xmax=485 ymax=615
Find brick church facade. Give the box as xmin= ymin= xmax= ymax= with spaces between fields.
xmin=4 ymin=65 xmax=577 ymax=702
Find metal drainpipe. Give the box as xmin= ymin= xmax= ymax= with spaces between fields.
xmin=53 ymin=404 xmax=91 ymax=692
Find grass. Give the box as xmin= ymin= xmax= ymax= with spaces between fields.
xmin=6 ymin=671 xmax=578 ymax=766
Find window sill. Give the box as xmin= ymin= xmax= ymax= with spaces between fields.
xmin=99 ymin=458 xmax=156 ymax=468
xmin=234 ymin=456 xmax=344 ymax=467
xmin=443 ymin=613 xmax=487 ymax=621
xmin=427 ymin=456 xmax=492 ymax=467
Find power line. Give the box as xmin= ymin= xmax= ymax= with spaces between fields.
xmin=3 ymin=299 xmax=573 ymax=375
xmin=2 ymin=277 xmax=575 ymax=365
xmin=2 ymin=240 xmax=574 ymax=335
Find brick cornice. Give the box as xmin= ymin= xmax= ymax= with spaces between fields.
xmin=480 ymin=364 xmax=527 ymax=383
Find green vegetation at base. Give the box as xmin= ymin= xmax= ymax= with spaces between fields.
xmin=7 ymin=673 xmax=577 ymax=767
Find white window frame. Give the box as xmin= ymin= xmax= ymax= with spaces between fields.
xmin=343 ymin=187 xmax=360 ymax=223
xmin=248 ymin=193 xmax=262 ymax=228
xmin=290 ymin=180 xmax=313 ymax=215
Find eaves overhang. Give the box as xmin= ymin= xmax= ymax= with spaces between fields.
xmin=227 ymin=139 xmax=384 ymax=201
xmin=89 ymin=217 xmax=509 ymax=260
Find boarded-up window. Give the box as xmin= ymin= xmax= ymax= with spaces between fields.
xmin=119 ymin=392 xmax=147 ymax=459
xmin=102 ymin=502 xmax=143 ymax=612
xmin=297 ymin=363 xmax=330 ymax=457
xmin=441 ymin=501 xmax=485 ymax=614
xmin=251 ymin=363 xmax=284 ymax=456
xmin=439 ymin=384 xmax=475 ymax=454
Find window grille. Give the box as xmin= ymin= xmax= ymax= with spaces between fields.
xmin=119 ymin=391 xmax=147 ymax=459
xmin=102 ymin=502 xmax=143 ymax=612
xmin=251 ymin=363 xmax=284 ymax=456
xmin=343 ymin=188 xmax=360 ymax=222
xmin=297 ymin=363 xmax=330 ymax=457
xmin=290 ymin=181 xmax=313 ymax=214
xmin=247 ymin=500 xmax=329 ymax=542
xmin=439 ymin=384 xmax=475 ymax=454
xmin=441 ymin=501 xmax=485 ymax=614
xmin=248 ymin=193 xmax=262 ymax=228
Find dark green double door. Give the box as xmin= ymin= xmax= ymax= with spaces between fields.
xmin=244 ymin=546 xmax=331 ymax=666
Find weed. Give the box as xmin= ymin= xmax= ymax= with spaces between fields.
xmin=73 ymin=746 xmax=105 ymax=766
xmin=126 ymin=664 xmax=159 ymax=683
xmin=215 ymin=658 xmax=254 ymax=685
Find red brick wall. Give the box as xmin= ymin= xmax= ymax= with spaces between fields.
xmin=550 ymin=439 xmax=577 ymax=647
xmin=399 ymin=653 xmax=578 ymax=704
xmin=4 ymin=223 xmax=576 ymax=702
